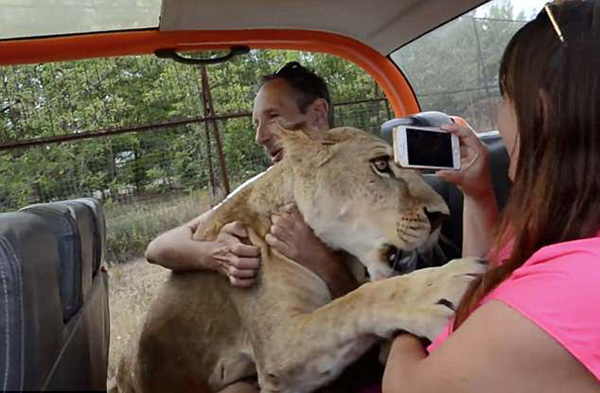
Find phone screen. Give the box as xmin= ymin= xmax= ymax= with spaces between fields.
xmin=406 ymin=127 xmax=454 ymax=168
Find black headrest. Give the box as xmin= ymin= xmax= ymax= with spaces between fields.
xmin=380 ymin=111 xmax=454 ymax=145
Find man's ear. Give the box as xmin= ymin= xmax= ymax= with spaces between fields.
xmin=308 ymin=98 xmax=330 ymax=130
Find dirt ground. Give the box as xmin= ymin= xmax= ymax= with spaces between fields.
xmin=107 ymin=258 xmax=171 ymax=379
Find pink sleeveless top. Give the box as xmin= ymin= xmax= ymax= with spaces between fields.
xmin=428 ymin=234 xmax=600 ymax=381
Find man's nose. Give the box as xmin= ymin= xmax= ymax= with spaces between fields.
xmin=255 ymin=123 xmax=272 ymax=146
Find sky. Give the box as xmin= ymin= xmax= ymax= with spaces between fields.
xmin=477 ymin=0 xmax=549 ymax=19
xmin=511 ymin=0 xmax=548 ymax=14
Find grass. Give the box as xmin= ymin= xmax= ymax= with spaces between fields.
xmin=104 ymin=190 xmax=211 ymax=264
xmin=104 ymin=191 xmax=211 ymax=378
xmin=107 ymin=258 xmax=171 ymax=379
xmin=105 ymin=183 xmax=247 ymax=379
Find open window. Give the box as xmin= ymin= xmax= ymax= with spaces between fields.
xmin=391 ymin=0 xmax=546 ymax=132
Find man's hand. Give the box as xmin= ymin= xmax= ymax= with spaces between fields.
xmin=265 ymin=204 xmax=357 ymax=297
xmin=210 ymin=221 xmax=261 ymax=288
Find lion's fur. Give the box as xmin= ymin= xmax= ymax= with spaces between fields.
xmin=114 ymin=126 xmax=485 ymax=393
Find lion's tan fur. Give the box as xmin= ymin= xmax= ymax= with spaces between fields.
xmin=114 ymin=126 xmax=486 ymax=393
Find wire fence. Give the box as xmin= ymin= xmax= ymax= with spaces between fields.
xmin=1 ymin=51 xmax=392 ymax=262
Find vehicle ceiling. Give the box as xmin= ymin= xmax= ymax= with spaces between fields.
xmin=161 ymin=0 xmax=488 ymax=55
xmin=2 ymin=0 xmax=488 ymax=55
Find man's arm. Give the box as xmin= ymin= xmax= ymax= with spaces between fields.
xmin=145 ymin=211 xmax=261 ymax=287
xmin=145 ymin=211 xmax=213 ymax=271
xmin=266 ymin=204 xmax=358 ymax=298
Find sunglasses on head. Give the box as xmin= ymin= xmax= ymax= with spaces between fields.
xmin=275 ymin=62 xmax=306 ymax=77
xmin=545 ymin=2 xmax=566 ymax=45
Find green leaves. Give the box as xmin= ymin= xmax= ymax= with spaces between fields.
xmin=1 ymin=48 xmax=388 ymax=213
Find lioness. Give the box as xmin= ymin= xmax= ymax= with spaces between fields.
xmin=114 ymin=125 xmax=485 ymax=393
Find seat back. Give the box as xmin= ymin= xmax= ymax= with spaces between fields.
xmin=0 ymin=198 xmax=109 ymax=391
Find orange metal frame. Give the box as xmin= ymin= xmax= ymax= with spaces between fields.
xmin=0 ymin=29 xmax=419 ymax=117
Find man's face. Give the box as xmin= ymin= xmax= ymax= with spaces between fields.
xmin=252 ymin=78 xmax=323 ymax=163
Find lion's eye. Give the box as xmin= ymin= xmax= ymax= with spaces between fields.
xmin=373 ymin=159 xmax=389 ymax=172
xmin=370 ymin=157 xmax=393 ymax=177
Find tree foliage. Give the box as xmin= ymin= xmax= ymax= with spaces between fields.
xmin=1 ymin=1 xmax=526 ymax=212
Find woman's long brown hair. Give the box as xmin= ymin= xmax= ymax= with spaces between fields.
xmin=454 ymin=0 xmax=600 ymax=329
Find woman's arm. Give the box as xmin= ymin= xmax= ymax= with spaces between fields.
xmin=462 ymin=192 xmax=499 ymax=257
xmin=382 ymin=300 xmax=599 ymax=393
xmin=436 ymin=123 xmax=499 ymax=257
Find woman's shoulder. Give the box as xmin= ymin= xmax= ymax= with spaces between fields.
xmin=487 ymin=234 xmax=600 ymax=321
xmin=486 ymin=234 xmax=600 ymax=381
xmin=517 ymin=233 xmax=600 ymax=273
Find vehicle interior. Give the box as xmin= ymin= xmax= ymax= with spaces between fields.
xmin=0 ymin=0 xmax=542 ymax=390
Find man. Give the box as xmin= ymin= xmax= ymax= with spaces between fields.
xmin=145 ymin=61 xmax=356 ymax=297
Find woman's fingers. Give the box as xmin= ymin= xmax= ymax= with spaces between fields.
xmin=443 ymin=123 xmax=486 ymax=155
xmin=435 ymin=169 xmax=462 ymax=183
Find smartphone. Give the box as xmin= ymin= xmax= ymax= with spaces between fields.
xmin=392 ymin=125 xmax=461 ymax=170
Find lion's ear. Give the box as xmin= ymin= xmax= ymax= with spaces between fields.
xmin=279 ymin=128 xmax=320 ymax=163
xmin=283 ymin=136 xmax=341 ymax=170
xmin=276 ymin=122 xmax=345 ymax=167
xmin=276 ymin=128 xmax=330 ymax=168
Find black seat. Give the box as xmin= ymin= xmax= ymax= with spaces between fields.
xmin=0 ymin=198 xmax=109 ymax=391
xmin=380 ymin=112 xmax=512 ymax=264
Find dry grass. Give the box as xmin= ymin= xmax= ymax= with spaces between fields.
xmin=107 ymin=258 xmax=171 ymax=379
xmin=105 ymin=191 xmax=210 ymax=264
xmin=104 ymin=192 xmax=212 ymax=378
xmin=104 ymin=185 xmax=247 ymax=379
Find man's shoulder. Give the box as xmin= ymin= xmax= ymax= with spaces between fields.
xmin=212 ymin=169 xmax=270 ymax=210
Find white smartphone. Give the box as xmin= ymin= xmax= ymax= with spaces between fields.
xmin=392 ymin=125 xmax=461 ymax=170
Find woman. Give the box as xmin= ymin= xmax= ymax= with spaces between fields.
xmin=383 ymin=1 xmax=600 ymax=392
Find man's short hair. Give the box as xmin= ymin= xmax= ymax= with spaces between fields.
xmin=261 ymin=62 xmax=334 ymax=127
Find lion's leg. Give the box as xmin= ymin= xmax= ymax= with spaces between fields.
xmin=256 ymin=257 xmax=486 ymax=393
xmin=117 ymin=272 xmax=256 ymax=393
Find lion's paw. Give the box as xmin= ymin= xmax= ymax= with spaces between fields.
xmin=406 ymin=257 xmax=487 ymax=340
xmin=372 ymin=257 xmax=487 ymax=341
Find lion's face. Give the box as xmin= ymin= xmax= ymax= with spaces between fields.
xmin=282 ymin=126 xmax=449 ymax=280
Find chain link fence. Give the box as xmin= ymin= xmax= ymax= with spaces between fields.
xmin=1 ymin=51 xmax=392 ymax=263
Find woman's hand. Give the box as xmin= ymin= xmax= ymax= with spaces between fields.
xmin=436 ymin=123 xmax=500 ymax=257
xmin=436 ymin=123 xmax=494 ymax=201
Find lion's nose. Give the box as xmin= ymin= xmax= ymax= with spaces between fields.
xmin=424 ymin=208 xmax=447 ymax=233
